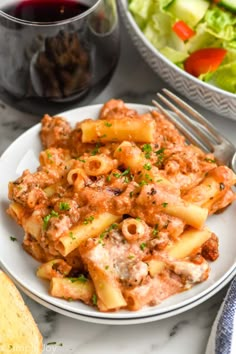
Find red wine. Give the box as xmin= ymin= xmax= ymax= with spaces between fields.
xmin=0 ymin=0 xmax=120 ymax=115
xmin=2 ymin=0 xmax=89 ymax=23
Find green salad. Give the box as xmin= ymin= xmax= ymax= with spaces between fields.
xmin=128 ymin=0 xmax=236 ymax=93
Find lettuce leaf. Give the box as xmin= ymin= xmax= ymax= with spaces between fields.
xmin=160 ymin=46 xmax=189 ymax=63
xmin=129 ymin=0 xmax=236 ymax=94
xmin=186 ymin=23 xmax=222 ymax=53
xmin=207 ymin=62 xmax=236 ymax=93
xmin=128 ymin=0 xmax=153 ymax=20
xmin=204 ymin=7 xmax=236 ymax=41
xmin=143 ymin=12 xmax=172 ymax=50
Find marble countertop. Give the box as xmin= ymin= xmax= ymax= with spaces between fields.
xmin=1 ymin=15 xmax=236 ymax=354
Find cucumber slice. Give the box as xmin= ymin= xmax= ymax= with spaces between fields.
xmin=220 ymin=0 xmax=236 ymax=11
xmin=166 ymin=0 xmax=209 ymax=27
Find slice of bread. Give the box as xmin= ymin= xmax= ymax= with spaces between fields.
xmin=0 ymin=271 xmax=43 ymax=354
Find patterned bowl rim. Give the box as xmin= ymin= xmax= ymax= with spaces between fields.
xmin=119 ymin=0 xmax=236 ymax=102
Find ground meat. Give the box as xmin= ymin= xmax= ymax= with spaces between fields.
xmin=201 ymin=233 xmax=219 ymax=261
xmin=99 ymin=99 xmax=137 ymax=120
xmin=40 ymin=114 xmax=71 ymax=148
xmin=46 ymin=215 xmax=72 ymax=241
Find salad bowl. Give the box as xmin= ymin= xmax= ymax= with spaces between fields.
xmin=119 ymin=0 xmax=236 ymax=121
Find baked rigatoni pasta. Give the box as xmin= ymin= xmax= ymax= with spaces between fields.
xmin=6 ymin=98 xmax=236 ymax=312
xmin=56 ymin=212 xmax=122 ymax=256
xmin=50 ymin=277 xmax=94 ymax=304
xmin=80 ymin=116 xmax=155 ymax=143
xmin=79 ymin=239 xmax=127 ymax=311
xmin=147 ymin=227 xmax=212 ymax=277
xmin=36 ymin=259 xmax=72 ymax=280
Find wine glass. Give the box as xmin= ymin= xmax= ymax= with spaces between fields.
xmin=0 ymin=0 xmax=120 ymax=114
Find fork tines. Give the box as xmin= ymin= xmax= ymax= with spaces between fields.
xmin=152 ymin=88 xmax=222 ymax=153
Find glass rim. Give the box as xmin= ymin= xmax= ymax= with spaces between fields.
xmin=0 ymin=0 xmax=102 ymax=27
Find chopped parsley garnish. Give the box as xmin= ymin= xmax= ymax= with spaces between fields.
xmin=129 ymin=191 xmax=134 ymax=198
xmin=155 ymin=148 xmax=165 ymax=166
xmin=117 ymin=148 xmax=122 ymax=152
xmin=205 ymin=158 xmax=216 ymax=163
xmin=10 ymin=236 xmax=17 ymax=242
xmin=98 ymin=239 xmax=105 ymax=247
xmin=104 ymin=121 xmax=112 ymax=127
xmin=113 ymin=168 xmax=130 ymax=180
xmin=143 ymin=162 xmax=152 ymax=171
xmin=105 ymin=223 xmax=118 ymax=233
xmin=145 ymin=173 xmax=153 ymax=181
xmin=140 ymin=242 xmax=147 ymax=251
xmin=139 ymin=173 xmax=153 ymax=187
xmin=152 ymin=224 xmax=159 ymax=237
xmin=128 ymin=254 xmax=135 ymax=259
xmin=99 ymin=232 xmax=106 ymax=240
xmin=50 ymin=210 xmax=58 ymax=217
xmin=142 ymin=144 xmax=152 ymax=159
xmin=92 ymin=294 xmax=97 ymax=306
xmin=136 ymin=217 xmax=141 ymax=221
xmin=113 ymin=172 xmax=121 ymax=178
xmin=139 ymin=180 xmax=148 ymax=187
xmin=47 ymin=342 xmax=63 ymax=346
xmin=106 ymin=174 xmax=112 ymax=182
xmin=77 ymin=157 xmax=86 ymax=163
xmin=91 ymin=143 xmax=101 ymax=156
xmin=46 ymin=150 xmax=52 ymax=159
xmin=59 ymin=202 xmax=70 ymax=211
xmin=104 ymin=265 xmax=109 ymax=270
xmin=110 ymin=223 xmax=118 ymax=230
xmin=83 ymin=215 xmax=95 ymax=224
xmin=68 ymin=278 xmax=77 ymax=283
xmin=43 ymin=210 xmax=59 ymax=230
xmin=77 ymin=274 xmax=88 ymax=283
xmin=162 ymin=202 xmax=168 ymax=208
xmin=155 ymin=148 xmax=165 ymax=155
xmin=69 ymin=275 xmax=87 ymax=283
xmin=69 ymin=232 xmax=76 ymax=240
xmin=99 ymin=223 xmax=118 ymax=243
xmin=121 ymin=168 xmax=130 ymax=176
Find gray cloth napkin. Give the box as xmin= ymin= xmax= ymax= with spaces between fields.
xmin=206 ymin=277 xmax=236 ymax=354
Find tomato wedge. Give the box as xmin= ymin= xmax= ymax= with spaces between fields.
xmin=184 ymin=48 xmax=227 ymax=77
xmin=172 ymin=21 xmax=195 ymax=41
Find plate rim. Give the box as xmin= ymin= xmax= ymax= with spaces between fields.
xmin=4 ymin=263 xmax=236 ymax=325
xmin=0 ymin=102 xmax=236 ymax=321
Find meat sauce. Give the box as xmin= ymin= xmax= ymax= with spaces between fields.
xmin=7 ymin=99 xmax=235 ymax=311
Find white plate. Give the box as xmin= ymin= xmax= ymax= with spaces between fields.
xmin=4 ymin=266 xmax=236 ymax=325
xmin=119 ymin=0 xmax=236 ymax=121
xmin=0 ymin=104 xmax=236 ymax=323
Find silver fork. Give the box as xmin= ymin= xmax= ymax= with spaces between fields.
xmin=152 ymin=88 xmax=236 ymax=174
